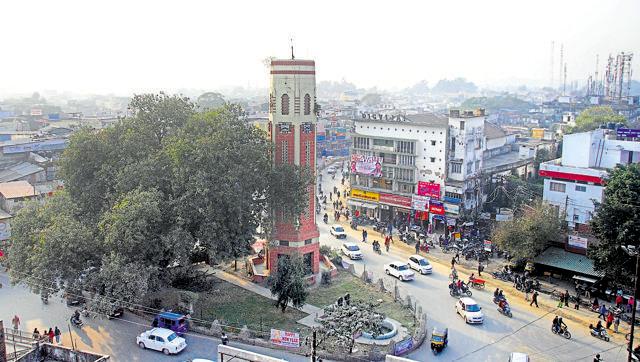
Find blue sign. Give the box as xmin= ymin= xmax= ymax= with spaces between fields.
xmin=393 ymin=337 xmax=414 ymax=355
xmin=444 ymin=196 xmax=461 ymax=204
xmin=48 ymin=113 xmax=61 ymax=121
xmin=617 ymin=128 xmax=640 ymax=138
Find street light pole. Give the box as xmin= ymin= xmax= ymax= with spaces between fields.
xmin=629 ymin=252 xmax=640 ymax=362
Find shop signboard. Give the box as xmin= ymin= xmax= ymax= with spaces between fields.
xmin=270 ymin=328 xmax=300 ymax=348
xmin=417 ymin=181 xmax=440 ymax=199
xmin=484 ymin=240 xmax=492 ymax=252
xmin=617 ymin=128 xmax=640 ymax=138
xmin=444 ymin=203 xmax=459 ymax=215
xmin=350 ymin=154 xmax=383 ymax=177
xmin=379 ymin=193 xmax=412 ymax=208
xmin=429 ymin=200 xmax=445 ymax=215
xmin=568 ymin=235 xmax=588 ymax=249
xmin=351 ymin=188 xmax=380 ymax=202
xmin=393 ymin=337 xmax=414 ymax=356
xmin=411 ymin=195 xmax=429 ymax=211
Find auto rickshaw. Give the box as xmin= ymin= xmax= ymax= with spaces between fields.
xmin=430 ymin=327 xmax=448 ymax=354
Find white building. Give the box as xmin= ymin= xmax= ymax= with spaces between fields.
xmin=540 ymin=128 xmax=640 ymax=228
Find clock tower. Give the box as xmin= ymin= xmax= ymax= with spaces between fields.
xmin=267 ymin=57 xmax=320 ymax=279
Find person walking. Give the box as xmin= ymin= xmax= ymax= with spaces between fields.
xmin=616 ymin=294 xmax=623 ymax=308
xmin=384 ymin=236 xmax=390 ymax=252
xmin=564 ymin=289 xmax=570 ymax=307
xmin=47 ymin=328 xmax=54 ymax=343
xmin=415 ymin=240 xmax=420 ymax=255
xmin=54 ymin=326 xmax=61 ymax=344
xmin=32 ymin=328 xmax=40 ymax=340
xmin=629 ymin=296 xmax=636 ymax=313
xmin=614 ymin=315 xmax=620 ymax=333
xmin=12 ymin=315 xmax=20 ymax=331
xmin=525 ymin=287 xmax=530 ymax=301
xmin=451 ymin=257 xmax=456 ymax=268
xmin=221 ymin=332 xmax=229 ymax=345
xmin=606 ymin=311 xmax=614 ymax=329
xmin=477 ymin=261 xmax=483 ymax=277
xmin=598 ymin=304 xmax=608 ymax=320
xmin=575 ymin=293 xmax=581 ymax=310
xmin=362 ymin=229 xmax=367 ymax=243
xmin=530 ymin=291 xmax=539 ymax=308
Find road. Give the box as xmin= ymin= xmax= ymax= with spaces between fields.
xmin=318 ymin=165 xmax=629 ymax=361
xmin=0 ymin=272 xmax=309 ymax=362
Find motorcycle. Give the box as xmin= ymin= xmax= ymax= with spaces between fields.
xmin=372 ymin=243 xmax=382 ymax=255
xmin=497 ymin=303 xmax=513 ymax=318
xmin=551 ymin=325 xmax=572 ymax=339
xmin=70 ymin=315 xmax=83 ymax=328
xmin=493 ymin=296 xmax=507 ymax=305
xmin=449 ymin=283 xmax=472 ymax=297
xmin=589 ymin=326 xmax=610 ymax=342
xmin=108 ymin=307 xmax=124 ymax=320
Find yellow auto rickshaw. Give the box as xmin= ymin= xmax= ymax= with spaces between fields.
xmin=430 ymin=327 xmax=448 ymax=354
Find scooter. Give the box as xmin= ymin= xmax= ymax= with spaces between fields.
xmin=497 ymin=303 xmax=513 ymax=318
xmin=70 ymin=315 xmax=83 ymax=328
xmin=107 ymin=307 xmax=124 ymax=320
xmin=589 ymin=326 xmax=610 ymax=342
xmin=373 ymin=243 xmax=382 ymax=255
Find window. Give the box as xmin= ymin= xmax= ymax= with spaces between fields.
xmin=466 ymin=162 xmax=473 ymax=174
xmin=281 ymin=140 xmax=289 ymax=163
xmin=575 ymin=185 xmax=587 ymax=192
xmin=398 ymin=154 xmax=414 ymax=165
xmin=431 ymin=140 xmax=436 ymax=146
xmin=281 ymin=94 xmax=290 ymax=115
xmin=460 ymin=121 xmax=465 ymax=130
xmin=294 ymin=95 xmax=300 ymax=115
xmin=279 ymin=240 xmax=289 ymax=246
xmin=451 ymin=162 xmax=462 ymax=174
xmin=445 ymin=191 xmax=462 ymax=200
xmin=305 ymin=239 xmax=312 ymax=245
xmin=304 ymin=140 xmax=311 ymax=166
xmin=549 ymin=182 xmax=566 ymax=192
xmin=373 ymin=139 xmax=393 ymax=147
xmin=573 ymin=213 xmax=580 ymax=222
xmin=430 ymin=157 xmax=436 ymax=163
xmin=269 ymin=93 xmax=276 ymax=114
xmin=304 ymin=94 xmax=311 ymax=115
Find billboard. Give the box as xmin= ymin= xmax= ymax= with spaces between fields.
xmin=617 ymin=128 xmax=640 ymax=138
xmin=350 ymin=154 xmax=383 ymax=177
xmin=379 ymin=193 xmax=412 ymax=208
xmin=411 ymin=195 xmax=429 ymax=211
xmin=351 ymin=189 xmax=380 ymax=202
xmin=568 ymin=235 xmax=588 ymax=249
xmin=417 ymin=181 xmax=440 ymax=199
xmin=429 ymin=200 xmax=445 ymax=215
xmin=270 ymin=329 xmax=300 ymax=348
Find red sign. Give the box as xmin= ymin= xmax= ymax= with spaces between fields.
xmin=429 ymin=203 xmax=445 ymax=215
xmin=538 ymin=169 xmax=604 ymax=185
xmin=418 ymin=181 xmax=441 ymax=199
xmin=379 ymin=193 xmax=412 ymax=208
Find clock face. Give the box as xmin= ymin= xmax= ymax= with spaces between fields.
xmin=279 ymin=123 xmax=292 ymax=134
xmin=302 ymin=123 xmax=313 ymax=134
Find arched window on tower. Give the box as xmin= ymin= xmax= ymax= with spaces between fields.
xmin=281 ymin=94 xmax=290 ymax=115
xmin=304 ymin=94 xmax=311 ymax=115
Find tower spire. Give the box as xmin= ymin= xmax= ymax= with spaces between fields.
xmin=290 ymin=38 xmax=295 ymax=60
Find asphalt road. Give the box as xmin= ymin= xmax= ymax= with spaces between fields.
xmin=318 ymin=165 xmax=629 ymax=362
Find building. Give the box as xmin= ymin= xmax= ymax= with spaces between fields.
xmin=266 ymin=57 xmax=321 ymax=279
xmin=0 ymin=180 xmax=37 ymax=214
xmin=540 ymin=127 xmax=640 ymax=229
xmin=349 ymin=113 xmax=448 ymax=226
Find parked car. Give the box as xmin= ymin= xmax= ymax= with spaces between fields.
xmin=152 ymin=312 xmax=188 ymax=336
xmin=330 ymin=225 xmax=347 ymax=239
xmin=408 ymin=254 xmax=433 ymax=275
xmin=341 ymin=242 xmax=363 ymax=260
xmin=136 ymin=328 xmax=187 ymax=355
xmin=455 ymin=297 xmax=484 ymax=324
xmin=384 ymin=262 xmax=415 ymax=281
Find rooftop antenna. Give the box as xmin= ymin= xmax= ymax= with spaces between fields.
xmin=290 ymin=38 xmax=295 ymax=60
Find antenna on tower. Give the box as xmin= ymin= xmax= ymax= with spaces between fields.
xmin=290 ymin=38 xmax=295 ymax=60
xmin=559 ymin=44 xmax=564 ymax=91
xmin=563 ymin=63 xmax=567 ymax=95
xmin=550 ymin=41 xmax=555 ymax=88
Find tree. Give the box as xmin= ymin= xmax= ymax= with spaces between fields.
xmin=267 ymin=255 xmax=308 ymax=312
xmin=317 ymin=300 xmax=384 ymax=353
xmin=461 ymin=95 xmax=535 ymax=113
xmin=492 ymin=202 xmax=562 ymax=261
xmin=570 ymin=106 xmax=627 ymax=133
xmin=432 ymin=78 xmax=477 ymax=94
xmin=196 ymin=92 xmax=226 ymax=110
xmin=589 ymin=163 xmax=640 ymax=283
xmin=360 ymin=93 xmax=382 ymax=106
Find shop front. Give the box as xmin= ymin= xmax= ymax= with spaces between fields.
xmin=379 ymin=193 xmax=412 ymax=224
xmin=349 ymin=188 xmax=380 ymax=218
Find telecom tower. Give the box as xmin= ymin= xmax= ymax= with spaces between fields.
xmin=550 ymin=41 xmax=555 ymax=88
xmin=559 ymin=44 xmax=564 ymax=91
xmin=266 ymin=54 xmax=321 ymax=278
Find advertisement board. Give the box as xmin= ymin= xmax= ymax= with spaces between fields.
xmin=617 ymin=128 xmax=640 ymax=138
xmin=429 ymin=200 xmax=445 ymax=215
xmin=3 ymin=139 xmax=68 ymax=154
xmin=568 ymin=235 xmax=588 ymax=249
xmin=444 ymin=203 xmax=459 ymax=215
xmin=411 ymin=195 xmax=429 ymax=211
xmin=393 ymin=337 xmax=414 ymax=356
xmin=351 ymin=189 xmax=380 ymax=202
xmin=379 ymin=193 xmax=412 ymax=208
xmin=350 ymin=154 xmax=383 ymax=177
xmin=270 ymin=329 xmax=300 ymax=348
xmin=417 ymin=181 xmax=440 ymax=199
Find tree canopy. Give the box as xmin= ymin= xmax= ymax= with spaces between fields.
xmin=492 ymin=202 xmax=562 ymax=261
xmin=432 ymin=78 xmax=477 ymax=94
xmin=461 ymin=95 xmax=535 ymax=113
xmin=8 ymin=93 xmax=311 ymax=315
xmin=197 ymin=92 xmax=226 ymax=110
xmin=589 ymin=163 xmax=640 ymax=283
xmin=267 ymin=255 xmax=309 ymax=312
xmin=570 ymin=106 xmax=627 ymax=133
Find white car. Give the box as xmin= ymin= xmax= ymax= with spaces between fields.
xmin=330 ymin=225 xmax=347 ymax=239
xmin=455 ymin=297 xmax=484 ymax=324
xmin=341 ymin=242 xmax=363 ymax=260
xmin=137 ymin=327 xmax=187 ymax=355
xmin=384 ymin=261 xmax=415 ymax=281
xmin=408 ymin=254 xmax=433 ymax=275
xmin=327 ymin=167 xmax=337 ymax=174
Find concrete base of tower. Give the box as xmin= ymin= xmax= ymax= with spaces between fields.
xmin=267 ymin=238 xmax=321 ymax=284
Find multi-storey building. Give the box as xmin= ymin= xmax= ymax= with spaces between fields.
xmin=540 ymin=127 xmax=640 ymax=229
xmin=349 ymin=113 xmax=448 ymax=225
xmin=267 ymin=58 xmax=320 ymax=278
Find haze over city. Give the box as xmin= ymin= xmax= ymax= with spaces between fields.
xmin=1 ymin=0 xmax=639 ymax=95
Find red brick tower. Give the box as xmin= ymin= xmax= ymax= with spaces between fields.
xmin=267 ymin=57 xmax=320 ymax=279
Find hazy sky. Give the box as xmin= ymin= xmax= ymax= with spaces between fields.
xmin=1 ymin=0 xmax=638 ymax=95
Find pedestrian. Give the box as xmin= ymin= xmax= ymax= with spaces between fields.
xmin=606 ymin=311 xmax=614 ymax=329
xmin=616 ymin=294 xmax=623 ymax=308
xmin=415 ymin=240 xmax=420 ymax=255
xmin=54 ymin=326 xmax=61 ymax=344
xmin=221 ymin=332 xmax=229 ymax=345
xmin=451 ymin=257 xmax=456 ymax=268
xmin=337 ymin=191 xmax=341 ymax=199
xmin=530 ymin=291 xmax=539 ymax=308
xmin=47 ymin=328 xmax=54 ymax=343
xmin=629 ymin=296 xmax=635 ymax=313
xmin=478 ymin=261 xmax=483 ymax=277
xmin=525 ymin=287 xmax=530 ymax=302
xmin=455 ymin=252 xmax=460 ymax=263
xmin=557 ymin=292 xmax=565 ymax=308
xmin=575 ymin=293 xmax=581 ymax=310
xmin=32 ymin=328 xmax=40 ymax=340
xmin=362 ymin=229 xmax=367 ymax=243
xmin=564 ymin=289 xmax=570 ymax=307
xmin=11 ymin=315 xmax=20 ymax=331
xmin=598 ymin=304 xmax=608 ymax=320
xmin=614 ymin=315 xmax=620 ymax=333
xmin=384 ymin=236 xmax=390 ymax=252
xmin=329 ymin=192 xmax=332 ymax=201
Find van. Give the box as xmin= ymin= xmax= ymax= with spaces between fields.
xmin=152 ymin=312 xmax=188 ymax=336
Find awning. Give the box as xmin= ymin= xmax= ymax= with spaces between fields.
xmin=347 ymin=199 xmax=378 ymax=209
xmin=573 ymin=275 xmax=598 ymax=284
xmin=534 ymin=247 xmax=604 ymax=278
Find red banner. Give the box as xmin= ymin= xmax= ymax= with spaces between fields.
xmin=429 ymin=203 xmax=445 ymax=215
xmin=417 ymin=181 xmax=441 ymax=199
xmin=379 ymin=193 xmax=412 ymax=208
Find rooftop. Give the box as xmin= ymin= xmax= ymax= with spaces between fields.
xmin=0 ymin=162 xmax=44 ymax=183
xmin=0 ymin=180 xmax=37 ymax=199
xmin=484 ymin=121 xmax=506 ymax=140
xmin=482 ymin=151 xmax=532 ymax=174
xmin=534 ymin=247 xmax=603 ymax=277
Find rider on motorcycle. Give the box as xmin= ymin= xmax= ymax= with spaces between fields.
xmin=72 ymin=310 xmax=81 ymax=324
xmin=498 ymin=298 xmax=508 ymax=312
xmin=372 ymin=240 xmax=381 ymax=252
